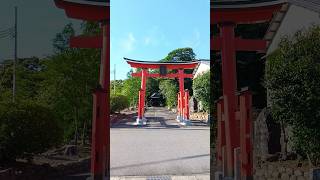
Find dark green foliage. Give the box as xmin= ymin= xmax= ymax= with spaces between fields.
xmin=265 ymin=26 xmax=320 ymax=166
xmin=110 ymin=94 xmax=129 ymax=113
xmin=193 ymin=71 xmax=210 ymax=112
xmin=53 ymin=23 xmax=75 ymax=53
xmin=162 ymin=47 xmax=196 ymax=62
xmin=0 ymin=101 xmax=62 ymax=162
xmin=159 ymin=79 xmax=178 ymax=109
xmin=121 ymin=76 xmax=141 ymax=108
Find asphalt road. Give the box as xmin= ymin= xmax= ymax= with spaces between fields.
xmin=110 ymin=107 xmax=210 ymax=177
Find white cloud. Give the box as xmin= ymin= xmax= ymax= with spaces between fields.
xmin=144 ymin=37 xmax=151 ymax=45
xmin=142 ymin=26 xmax=167 ymax=47
xmin=120 ymin=32 xmax=136 ymax=52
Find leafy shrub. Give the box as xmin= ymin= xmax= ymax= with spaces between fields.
xmin=159 ymin=80 xmax=178 ymax=109
xmin=0 ymin=101 xmax=62 ymax=162
xmin=121 ymin=77 xmax=140 ymax=108
xmin=193 ymin=71 xmax=210 ymax=112
xmin=265 ymin=26 xmax=320 ymax=166
xmin=110 ymin=94 xmax=129 ymax=113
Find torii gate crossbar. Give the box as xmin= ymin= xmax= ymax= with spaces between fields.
xmin=125 ymin=58 xmax=198 ymax=126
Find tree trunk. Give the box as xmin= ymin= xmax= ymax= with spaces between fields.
xmin=81 ymin=118 xmax=87 ymax=146
xmin=281 ymin=121 xmax=287 ymax=160
xmin=74 ymin=107 xmax=78 ymax=146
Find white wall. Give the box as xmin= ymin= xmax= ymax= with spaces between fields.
xmin=267 ymin=4 xmax=320 ymax=55
xmin=194 ymin=61 xmax=210 ymax=79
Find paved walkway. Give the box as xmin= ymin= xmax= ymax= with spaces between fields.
xmin=111 ymin=107 xmax=210 ymax=178
xmin=110 ymin=174 xmax=210 ymax=180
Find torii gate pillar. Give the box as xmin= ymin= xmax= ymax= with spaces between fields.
xmin=220 ymin=22 xmax=239 ymax=177
xmin=126 ymin=58 xmax=198 ymax=126
xmin=211 ymin=1 xmax=284 ymax=179
xmin=136 ymin=68 xmax=148 ymax=125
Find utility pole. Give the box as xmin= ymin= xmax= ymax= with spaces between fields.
xmin=12 ymin=6 xmax=17 ymax=102
xmin=113 ymin=64 xmax=116 ymax=92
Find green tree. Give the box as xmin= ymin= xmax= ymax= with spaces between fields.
xmin=162 ymin=47 xmax=196 ymax=62
xmin=122 ymin=75 xmax=141 ymax=108
xmin=38 ymin=22 xmax=101 ymax=145
xmin=53 ymin=23 xmax=75 ymax=53
xmin=193 ymin=71 xmax=210 ymax=112
xmin=110 ymin=94 xmax=129 ymax=113
xmin=159 ymin=79 xmax=178 ymax=109
xmin=0 ymin=101 xmax=62 ymax=162
xmin=265 ymin=26 xmax=320 ymax=166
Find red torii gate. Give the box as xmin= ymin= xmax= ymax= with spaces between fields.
xmin=54 ymin=0 xmax=110 ymax=179
xmin=211 ymin=1 xmax=283 ymax=179
xmin=125 ymin=58 xmax=198 ymax=125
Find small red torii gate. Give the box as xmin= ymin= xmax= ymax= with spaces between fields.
xmin=125 ymin=58 xmax=198 ymax=125
xmin=54 ymin=0 xmax=110 ymax=179
xmin=211 ymin=1 xmax=283 ymax=179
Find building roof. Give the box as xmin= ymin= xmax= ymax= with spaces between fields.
xmin=124 ymin=58 xmax=199 ymax=70
xmin=265 ymin=0 xmax=320 ymax=51
xmin=211 ymin=0 xmax=284 ymax=9
xmin=58 ymin=0 xmax=109 ymax=6
xmin=289 ymin=0 xmax=320 ymax=12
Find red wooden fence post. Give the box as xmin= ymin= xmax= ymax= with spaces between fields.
xmin=220 ymin=22 xmax=239 ymax=178
xmin=239 ymin=90 xmax=253 ymax=179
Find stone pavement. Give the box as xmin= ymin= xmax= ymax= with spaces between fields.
xmin=111 ymin=107 xmax=210 ymax=177
xmin=110 ymin=174 xmax=210 ymax=180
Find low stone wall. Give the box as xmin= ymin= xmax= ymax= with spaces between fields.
xmin=254 ymin=161 xmax=315 ymax=180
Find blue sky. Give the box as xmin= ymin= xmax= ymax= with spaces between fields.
xmin=110 ymin=0 xmax=210 ymax=80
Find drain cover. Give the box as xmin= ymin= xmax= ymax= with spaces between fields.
xmin=146 ymin=176 xmax=172 ymax=180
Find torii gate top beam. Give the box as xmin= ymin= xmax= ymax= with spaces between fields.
xmin=125 ymin=58 xmax=199 ymax=70
xmin=211 ymin=0 xmax=284 ymax=24
xmin=54 ymin=0 xmax=109 ymax=21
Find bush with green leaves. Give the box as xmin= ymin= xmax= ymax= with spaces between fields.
xmin=159 ymin=79 xmax=178 ymax=109
xmin=193 ymin=71 xmax=210 ymax=112
xmin=0 ymin=101 xmax=62 ymax=162
xmin=110 ymin=93 xmax=129 ymax=113
xmin=265 ymin=26 xmax=320 ymax=166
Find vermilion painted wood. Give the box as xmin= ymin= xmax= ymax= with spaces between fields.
xmin=137 ymin=69 xmax=147 ymax=120
xmin=126 ymin=61 xmax=199 ymax=69
xmin=211 ymin=2 xmax=282 ymax=177
xmin=211 ymin=37 xmax=267 ymax=52
xmin=220 ymin=23 xmax=239 ymax=177
xmin=127 ymin=60 xmax=198 ymax=122
xmin=131 ymin=72 xmax=194 ymax=79
xmin=211 ymin=4 xmax=282 ymax=24
xmin=184 ymin=90 xmax=190 ymax=120
xmin=70 ymin=36 xmax=102 ymax=49
xmin=178 ymin=69 xmax=185 ymax=121
xmin=54 ymin=0 xmax=109 ymax=21
xmin=177 ymin=93 xmax=181 ymax=118
xmin=239 ymin=91 xmax=253 ymax=179
xmin=91 ymin=23 xmax=110 ymax=180
xmin=216 ymin=99 xmax=223 ymax=171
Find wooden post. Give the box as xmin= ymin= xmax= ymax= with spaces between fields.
xmin=178 ymin=69 xmax=185 ymax=121
xmin=239 ymin=90 xmax=252 ymax=179
xmin=91 ymin=22 xmax=110 ymax=180
xmin=220 ymin=22 xmax=239 ymax=177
